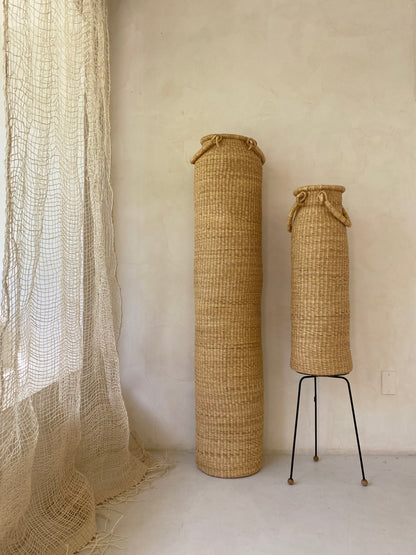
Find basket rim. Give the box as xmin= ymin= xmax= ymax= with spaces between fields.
xmin=191 ymin=133 xmax=266 ymax=165
xmin=293 ymin=185 xmax=346 ymax=196
xmin=200 ymin=133 xmax=254 ymax=144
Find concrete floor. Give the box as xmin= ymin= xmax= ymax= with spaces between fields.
xmin=99 ymin=452 xmax=416 ymax=555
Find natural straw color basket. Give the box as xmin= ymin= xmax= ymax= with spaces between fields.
xmin=287 ymin=185 xmax=353 ymax=376
xmin=191 ymin=134 xmax=265 ymax=478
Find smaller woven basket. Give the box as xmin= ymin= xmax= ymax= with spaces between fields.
xmin=288 ymin=185 xmax=352 ymax=376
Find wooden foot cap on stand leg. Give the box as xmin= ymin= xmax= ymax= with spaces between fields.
xmin=313 ymin=456 xmax=319 ymax=461
xmin=287 ymin=478 xmax=295 ymax=485
xmin=361 ymin=479 xmax=368 ymax=487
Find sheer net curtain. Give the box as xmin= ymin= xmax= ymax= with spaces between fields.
xmin=0 ymin=1 xmax=154 ymax=554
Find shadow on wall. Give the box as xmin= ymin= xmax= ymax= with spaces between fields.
xmin=262 ymin=159 xmax=294 ymax=452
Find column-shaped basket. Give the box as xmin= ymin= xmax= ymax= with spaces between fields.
xmin=191 ymin=133 xmax=265 ymax=478
xmin=287 ymin=185 xmax=352 ymax=376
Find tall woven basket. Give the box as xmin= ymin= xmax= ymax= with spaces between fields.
xmin=191 ymin=133 xmax=265 ymax=478
xmin=287 ymin=185 xmax=352 ymax=376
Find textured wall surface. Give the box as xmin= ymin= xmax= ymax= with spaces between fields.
xmin=108 ymin=0 xmax=416 ymax=453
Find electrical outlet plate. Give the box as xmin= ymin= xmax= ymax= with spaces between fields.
xmin=381 ymin=371 xmax=396 ymax=395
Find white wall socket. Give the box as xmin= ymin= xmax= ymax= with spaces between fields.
xmin=381 ymin=371 xmax=397 ymax=395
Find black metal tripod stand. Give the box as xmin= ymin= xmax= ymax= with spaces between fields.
xmin=287 ymin=374 xmax=368 ymax=486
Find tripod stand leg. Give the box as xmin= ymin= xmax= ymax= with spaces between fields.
xmin=338 ymin=376 xmax=368 ymax=486
xmin=313 ymin=376 xmax=319 ymax=462
xmin=288 ymin=375 xmax=311 ymax=485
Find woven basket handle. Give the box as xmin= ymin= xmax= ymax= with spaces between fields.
xmin=190 ymin=134 xmax=266 ymax=165
xmin=287 ymin=190 xmax=352 ymax=232
xmin=287 ymin=191 xmax=307 ymax=232
xmin=318 ymin=191 xmax=352 ymax=227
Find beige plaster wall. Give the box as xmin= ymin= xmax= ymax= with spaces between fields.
xmin=108 ymin=0 xmax=416 ymax=453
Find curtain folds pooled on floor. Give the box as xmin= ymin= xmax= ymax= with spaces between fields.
xmin=0 ymin=2 xmax=152 ymax=554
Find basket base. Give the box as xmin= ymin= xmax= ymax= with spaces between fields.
xmin=196 ymin=460 xmax=262 ymax=479
xmin=291 ymin=366 xmax=353 ymax=377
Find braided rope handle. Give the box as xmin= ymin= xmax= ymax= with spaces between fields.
xmin=287 ymin=190 xmax=352 ymax=232
xmin=191 ymin=135 xmax=265 ymax=164
xmin=318 ymin=191 xmax=352 ymax=227
xmin=287 ymin=191 xmax=307 ymax=232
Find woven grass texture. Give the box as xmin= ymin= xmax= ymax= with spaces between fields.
xmin=288 ymin=185 xmax=353 ymax=376
xmin=191 ymin=134 xmax=265 ymax=478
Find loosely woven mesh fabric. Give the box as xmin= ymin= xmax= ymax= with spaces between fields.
xmin=0 ymin=2 xmax=150 ymax=554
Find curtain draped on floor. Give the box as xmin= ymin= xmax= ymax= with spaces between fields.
xmin=0 ymin=1 xmax=153 ymax=553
